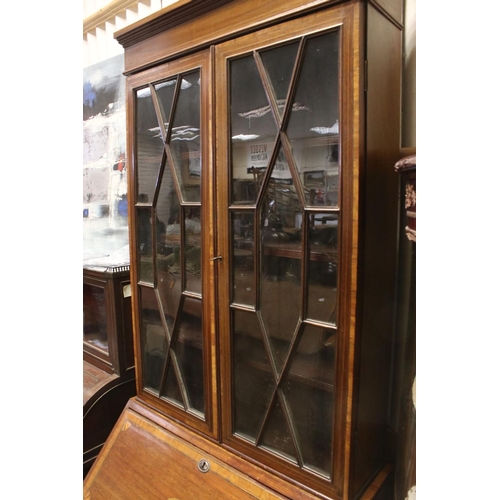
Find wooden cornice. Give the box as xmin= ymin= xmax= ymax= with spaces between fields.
xmin=114 ymin=0 xmax=233 ymax=48
xmin=84 ymin=0 xmax=189 ymax=35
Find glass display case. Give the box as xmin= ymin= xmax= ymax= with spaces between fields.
xmin=83 ymin=247 xmax=133 ymax=373
xmin=84 ymin=1 xmax=404 ymax=498
xmin=83 ymin=250 xmax=135 ymax=477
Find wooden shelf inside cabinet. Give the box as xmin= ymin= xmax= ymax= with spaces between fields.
xmin=264 ymin=241 xmax=338 ymax=263
xmin=83 ymin=263 xmax=136 ymax=478
xmin=234 ymin=332 xmax=335 ymax=392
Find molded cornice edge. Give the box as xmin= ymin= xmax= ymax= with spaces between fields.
xmin=84 ymin=0 xmax=155 ymax=35
xmin=114 ymin=0 xmax=233 ymax=47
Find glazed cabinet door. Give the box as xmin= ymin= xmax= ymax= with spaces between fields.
xmin=215 ymin=5 xmax=360 ymax=498
xmin=127 ymin=50 xmax=218 ymax=438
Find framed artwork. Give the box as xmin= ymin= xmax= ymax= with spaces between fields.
xmin=303 ymin=170 xmax=326 ymax=188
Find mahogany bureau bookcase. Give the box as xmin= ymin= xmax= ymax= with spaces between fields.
xmin=84 ymin=0 xmax=403 ymax=498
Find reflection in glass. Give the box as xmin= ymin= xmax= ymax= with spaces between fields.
xmin=230 ymin=55 xmax=278 ymax=205
xmin=185 ymin=206 xmax=202 ymax=295
xmin=137 ymin=205 xmax=153 ymax=283
xmin=154 ymin=78 xmax=177 ymax=139
xmin=157 ymin=270 xmax=179 ymax=335
xmin=307 ymin=212 xmax=338 ymax=324
xmin=156 ymin=162 xmax=180 ymax=332
xmin=135 ymin=65 xmax=206 ymax=422
xmin=259 ymin=146 xmax=302 ymax=372
xmin=136 ymin=86 xmax=165 ymax=200
xmin=281 ymin=327 xmax=335 ymax=477
xmin=261 ymin=397 xmax=298 ymax=463
xmin=164 ymin=361 xmax=183 ymax=407
xmin=259 ymin=41 xmax=300 ymax=119
xmin=140 ymin=285 xmax=167 ymax=394
xmin=233 ymin=309 xmax=274 ymax=441
xmin=260 ymin=272 xmax=301 ymax=374
xmin=169 ymin=71 xmax=201 ymax=203
xmin=286 ymin=30 xmax=340 ymax=207
xmin=232 ymin=211 xmax=255 ymax=306
xmin=174 ymin=303 xmax=204 ymax=414
xmin=227 ymin=29 xmax=342 ymax=479
xmin=83 ymin=284 xmax=108 ymax=352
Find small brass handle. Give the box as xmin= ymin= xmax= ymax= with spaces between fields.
xmin=210 ymin=255 xmax=222 ymax=262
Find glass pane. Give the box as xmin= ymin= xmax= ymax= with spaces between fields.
xmin=261 ymin=397 xmax=298 ymax=463
xmin=185 ymin=206 xmax=202 ymax=295
xmin=176 ymin=302 xmax=204 ymax=414
xmin=233 ymin=309 xmax=274 ymax=441
xmin=259 ymin=41 xmax=300 ymax=119
xmin=230 ymin=55 xmax=278 ymax=205
xmin=282 ymin=325 xmax=335 ymax=477
xmin=83 ymin=283 xmax=108 ymax=353
xmin=260 ymin=147 xmax=302 ymax=372
xmin=134 ymin=62 xmax=207 ymax=424
xmin=260 ymin=276 xmax=301 ymax=373
xmin=164 ymin=360 xmax=183 ymax=407
xmin=154 ymin=78 xmax=177 ymax=138
xmin=232 ymin=211 xmax=255 ymax=306
xmin=137 ymin=206 xmax=153 ymax=283
xmin=156 ymin=165 xmax=181 ymax=333
xmin=168 ymin=71 xmax=201 ymax=203
xmin=286 ymin=31 xmax=340 ymax=207
xmin=307 ymin=212 xmax=338 ymax=324
xmin=260 ymin=148 xmax=298 ymax=263
xmin=157 ymin=166 xmax=180 ymax=231
xmin=227 ymin=29 xmax=341 ymax=480
xmin=136 ymin=86 xmax=165 ymax=201
xmin=140 ymin=286 xmax=167 ymax=394
xmin=157 ymin=270 xmax=180 ymax=335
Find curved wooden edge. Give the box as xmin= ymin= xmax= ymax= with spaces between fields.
xmin=358 ymin=464 xmax=394 ymax=500
xmin=83 ymin=360 xmax=120 ymax=411
xmin=394 ymin=154 xmax=416 ymax=173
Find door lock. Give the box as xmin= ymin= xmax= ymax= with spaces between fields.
xmin=198 ymin=458 xmax=210 ymax=473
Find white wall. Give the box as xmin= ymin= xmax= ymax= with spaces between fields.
xmin=83 ymin=0 xmax=180 ymax=67
xmin=402 ymin=0 xmax=416 ymax=149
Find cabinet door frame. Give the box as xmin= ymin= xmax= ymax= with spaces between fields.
xmin=83 ymin=272 xmax=117 ymax=373
xmin=126 ymin=49 xmax=219 ymax=439
xmin=214 ymin=4 xmax=361 ymax=498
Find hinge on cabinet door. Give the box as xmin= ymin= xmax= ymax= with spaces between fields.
xmin=364 ymin=60 xmax=368 ymax=92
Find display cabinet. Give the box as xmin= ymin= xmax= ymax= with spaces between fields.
xmin=83 ymin=262 xmax=136 ymax=477
xmin=84 ymin=0 xmax=403 ymax=498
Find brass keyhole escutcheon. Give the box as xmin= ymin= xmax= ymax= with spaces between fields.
xmin=198 ymin=459 xmax=210 ymax=473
